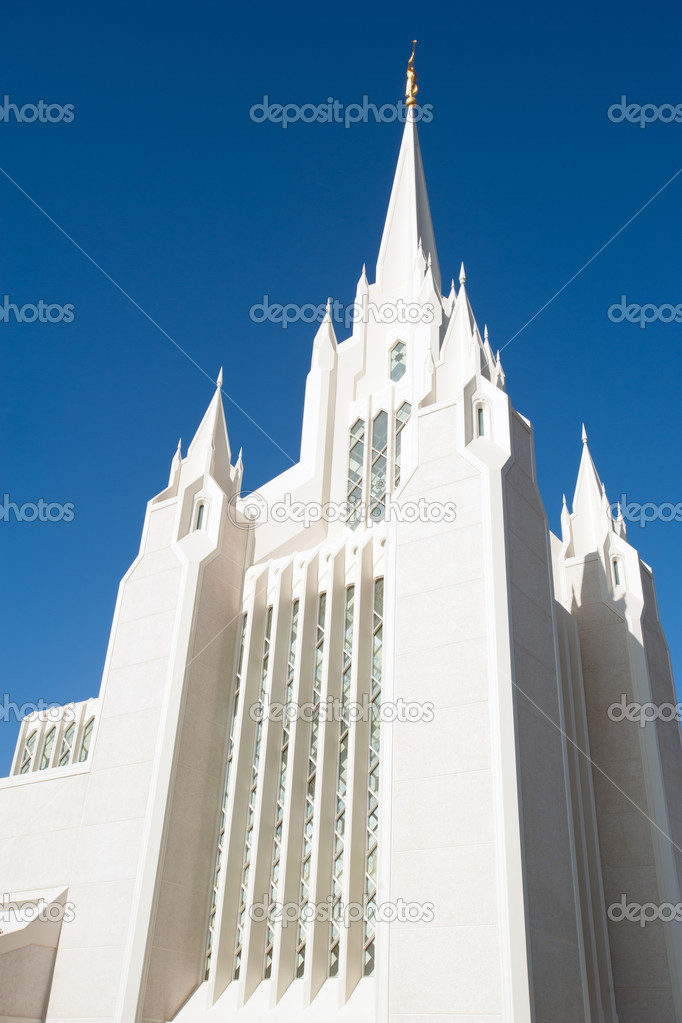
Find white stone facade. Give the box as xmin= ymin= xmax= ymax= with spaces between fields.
xmin=1 ymin=106 xmax=681 ymax=1023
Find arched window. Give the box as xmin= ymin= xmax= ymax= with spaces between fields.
xmin=58 ymin=722 xmax=76 ymax=767
xmin=394 ymin=402 xmax=411 ymax=486
xmin=390 ymin=341 xmax=406 ymax=382
xmin=370 ymin=411 xmax=388 ymax=521
xmin=347 ymin=419 xmax=365 ymax=529
xmin=78 ymin=718 xmax=95 ymax=763
xmin=195 ymin=503 xmax=206 ymax=530
xmin=19 ymin=730 xmax=37 ymax=775
xmin=40 ymin=727 xmax=56 ymax=770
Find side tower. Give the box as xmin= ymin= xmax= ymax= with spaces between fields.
xmin=0 ymin=378 xmax=250 ymax=1023
xmin=554 ymin=430 xmax=682 ymax=1022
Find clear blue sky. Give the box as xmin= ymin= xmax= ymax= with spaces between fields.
xmin=1 ymin=0 xmax=680 ymax=774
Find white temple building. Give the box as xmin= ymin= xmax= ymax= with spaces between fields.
xmin=2 ymin=56 xmax=682 ymax=1023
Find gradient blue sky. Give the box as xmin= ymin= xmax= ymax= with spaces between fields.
xmin=1 ymin=0 xmax=681 ymax=774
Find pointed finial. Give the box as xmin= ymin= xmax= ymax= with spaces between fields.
xmin=362 ymin=262 xmax=366 ymax=274
xmin=582 ymin=423 xmax=588 ymax=444
xmin=237 ymin=446 xmax=243 ymax=467
xmin=217 ymin=367 xmax=223 ymax=389
xmin=176 ymin=437 xmax=182 ymax=454
xmin=563 ymin=493 xmax=568 ymax=507
xmin=459 ymin=262 xmax=466 ymax=285
xmin=405 ymin=40 xmax=418 ymax=108
xmin=450 ymin=278 xmax=455 ymax=292
xmin=427 ymin=252 xmax=432 ymax=268
xmin=496 ymin=349 xmax=501 ymax=363
xmin=326 ymin=297 xmax=332 ymax=317
xmin=484 ymin=324 xmax=489 ymax=343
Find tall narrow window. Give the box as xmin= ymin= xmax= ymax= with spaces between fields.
xmin=264 ymin=601 xmax=299 ymax=979
xmin=195 ymin=503 xmax=205 ymax=530
xmin=394 ymin=402 xmax=411 ymax=487
xmin=347 ymin=420 xmax=365 ymax=530
xmin=297 ymin=593 xmax=326 ymax=977
xmin=234 ymin=606 xmax=273 ymax=980
xmin=390 ymin=341 xmax=406 ymax=382
xmin=40 ymin=727 xmax=56 ymax=770
xmin=19 ymin=730 xmax=37 ymax=775
xmin=370 ymin=412 xmax=388 ymax=522
xmin=477 ymin=406 xmax=485 ymax=438
xmin=363 ymin=579 xmax=384 ymax=976
xmin=613 ymin=559 xmax=622 ymax=587
xmin=78 ymin=718 xmax=94 ymax=763
xmin=58 ymin=722 xmax=76 ymax=767
xmin=330 ymin=586 xmax=355 ymax=976
xmin=205 ymin=613 xmax=247 ymax=980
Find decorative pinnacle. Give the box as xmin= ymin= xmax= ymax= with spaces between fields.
xmin=405 ymin=40 xmax=418 ymax=108
xmin=325 ymin=297 xmax=332 ymax=317
xmin=496 ymin=349 xmax=501 ymax=364
xmin=176 ymin=437 xmax=182 ymax=453
xmin=427 ymin=252 xmax=432 ymax=268
xmin=459 ymin=262 xmax=466 ymax=285
xmin=563 ymin=493 xmax=568 ymax=507
xmin=582 ymin=423 xmax=588 ymax=444
xmin=484 ymin=324 xmax=489 ymax=343
xmin=217 ymin=367 xmax=223 ymax=389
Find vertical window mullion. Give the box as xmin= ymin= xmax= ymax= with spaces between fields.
xmin=296 ymin=593 xmax=327 ymax=977
xmin=264 ymin=601 xmax=300 ymax=979
xmin=330 ymin=586 xmax=355 ymax=976
xmin=363 ymin=578 xmax=384 ymax=976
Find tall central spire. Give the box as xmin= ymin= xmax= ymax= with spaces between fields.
xmin=375 ymin=46 xmax=440 ymax=296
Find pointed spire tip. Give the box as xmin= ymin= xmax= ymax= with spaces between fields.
xmin=582 ymin=423 xmax=588 ymax=444
xmin=217 ymin=367 xmax=223 ymax=389
xmin=459 ymin=261 xmax=466 ymax=285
